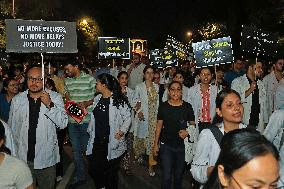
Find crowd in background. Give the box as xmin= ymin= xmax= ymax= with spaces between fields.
xmin=0 ymin=53 xmax=283 ymax=189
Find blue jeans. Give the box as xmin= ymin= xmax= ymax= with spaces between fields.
xmin=68 ymin=123 xmax=89 ymax=182
xmin=160 ymin=143 xmax=185 ymax=189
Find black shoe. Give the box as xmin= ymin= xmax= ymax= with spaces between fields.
xmin=67 ymin=180 xmax=87 ymax=189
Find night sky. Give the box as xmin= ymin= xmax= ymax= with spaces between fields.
xmin=20 ymin=0 xmax=283 ymax=49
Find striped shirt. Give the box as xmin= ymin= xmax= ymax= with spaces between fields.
xmin=64 ymin=72 xmax=96 ymax=124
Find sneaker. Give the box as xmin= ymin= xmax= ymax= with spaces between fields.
xmin=124 ymin=169 xmax=133 ymax=176
xmin=56 ymin=176 xmax=63 ymax=182
xmin=149 ymin=167 xmax=156 ymax=177
xmin=136 ymin=157 xmax=143 ymax=165
xmin=67 ymin=180 xmax=87 ymax=189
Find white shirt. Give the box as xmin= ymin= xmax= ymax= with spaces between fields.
xmin=263 ymin=71 xmax=282 ymax=117
xmin=191 ymin=123 xmax=247 ymax=184
xmin=126 ymin=63 xmax=146 ymax=89
xmin=0 ymin=153 xmax=33 ymax=189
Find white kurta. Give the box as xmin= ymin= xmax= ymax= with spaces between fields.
xmin=263 ymin=109 xmax=284 ymax=185
xmin=263 ymin=71 xmax=282 ymax=117
xmin=231 ymin=75 xmax=268 ymax=132
xmin=132 ymin=82 xmax=159 ymax=138
xmin=188 ymin=84 xmax=218 ymax=131
xmin=190 ymin=123 xmax=247 ymax=184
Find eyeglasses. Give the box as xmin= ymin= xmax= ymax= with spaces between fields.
xmin=27 ymin=77 xmax=43 ymax=83
xmin=231 ymin=175 xmax=284 ymax=189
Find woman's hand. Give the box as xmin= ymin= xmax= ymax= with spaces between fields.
xmin=178 ymin=129 xmax=189 ymax=139
xmin=135 ymin=101 xmax=141 ymax=111
xmin=137 ymin=112 xmax=145 ymax=121
xmin=153 ymin=144 xmax=159 ymax=157
xmin=115 ymin=131 xmax=124 ymax=140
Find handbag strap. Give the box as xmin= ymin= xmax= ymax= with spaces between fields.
xmin=209 ymin=125 xmax=224 ymax=147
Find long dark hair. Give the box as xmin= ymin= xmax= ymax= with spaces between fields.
xmin=203 ymin=128 xmax=279 ymax=189
xmin=117 ymin=71 xmax=128 ymax=80
xmin=1 ymin=77 xmax=17 ymax=94
xmin=0 ymin=121 xmax=11 ymax=154
xmin=212 ymin=88 xmax=241 ymax=125
xmin=97 ymin=73 xmax=130 ymax=108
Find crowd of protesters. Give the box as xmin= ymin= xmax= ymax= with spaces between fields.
xmin=0 ymin=52 xmax=283 ymax=189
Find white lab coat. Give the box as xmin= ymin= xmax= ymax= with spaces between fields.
xmin=231 ymin=75 xmax=268 ymax=132
xmin=132 ymin=82 xmax=159 ymax=138
xmin=86 ymin=95 xmax=131 ymax=160
xmin=263 ymin=108 xmax=284 ymax=184
xmin=188 ymin=84 xmax=218 ymax=131
xmin=1 ymin=119 xmax=15 ymax=156
xmin=275 ymin=82 xmax=284 ymax=110
xmin=263 ymin=71 xmax=282 ymax=117
xmin=191 ymin=123 xmax=247 ymax=184
xmin=8 ymin=90 xmax=68 ymax=169
xmin=162 ymin=85 xmax=190 ymax=103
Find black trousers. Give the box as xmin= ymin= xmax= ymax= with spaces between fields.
xmin=88 ymin=140 xmax=121 ymax=189
xmin=56 ymin=128 xmax=67 ymax=177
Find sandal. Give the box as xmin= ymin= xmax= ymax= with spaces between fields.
xmin=149 ymin=167 xmax=156 ymax=177
xmin=125 ymin=169 xmax=133 ymax=176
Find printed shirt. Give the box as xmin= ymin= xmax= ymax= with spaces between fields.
xmin=64 ymin=72 xmax=96 ymax=124
xmin=199 ymin=88 xmax=211 ymax=123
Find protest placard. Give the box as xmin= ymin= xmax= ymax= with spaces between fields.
xmin=98 ymin=37 xmax=130 ymax=59
xmin=5 ymin=19 xmax=77 ymax=53
xmin=149 ymin=49 xmax=176 ymax=68
xmin=241 ymin=26 xmax=278 ymax=56
xmin=192 ymin=36 xmax=234 ymax=68
xmin=166 ymin=35 xmax=190 ymax=60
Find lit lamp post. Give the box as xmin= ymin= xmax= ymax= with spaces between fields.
xmin=12 ymin=0 xmax=15 ymax=18
xmin=186 ymin=31 xmax=193 ymax=45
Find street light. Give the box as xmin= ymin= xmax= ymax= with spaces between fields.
xmin=187 ymin=31 xmax=192 ymax=37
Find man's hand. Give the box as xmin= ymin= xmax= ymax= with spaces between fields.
xmin=40 ymin=91 xmax=52 ymax=108
xmin=78 ymin=101 xmax=91 ymax=109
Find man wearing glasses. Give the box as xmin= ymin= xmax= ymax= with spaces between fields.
xmin=8 ymin=65 xmax=68 ymax=189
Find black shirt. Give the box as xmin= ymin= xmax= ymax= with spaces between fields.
xmin=157 ymin=101 xmax=195 ymax=148
xmin=27 ymin=94 xmax=41 ymax=162
xmin=93 ymin=97 xmax=110 ymax=143
xmin=247 ymin=76 xmax=260 ymax=127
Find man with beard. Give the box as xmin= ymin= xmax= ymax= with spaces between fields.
xmin=63 ymin=59 xmax=96 ymax=189
xmin=263 ymin=58 xmax=284 ymax=117
xmin=126 ymin=53 xmax=146 ymax=89
xmin=231 ymin=59 xmax=268 ymax=132
xmin=9 ymin=66 xmax=68 ymax=189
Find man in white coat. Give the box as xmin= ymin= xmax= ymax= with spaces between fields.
xmin=9 ymin=66 xmax=68 ymax=189
xmin=231 ymin=59 xmax=268 ymax=132
xmin=262 ymin=58 xmax=284 ymax=117
xmin=263 ymin=83 xmax=284 ymax=186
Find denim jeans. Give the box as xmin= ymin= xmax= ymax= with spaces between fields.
xmin=160 ymin=143 xmax=185 ymax=189
xmin=68 ymin=123 xmax=89 ymax=182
